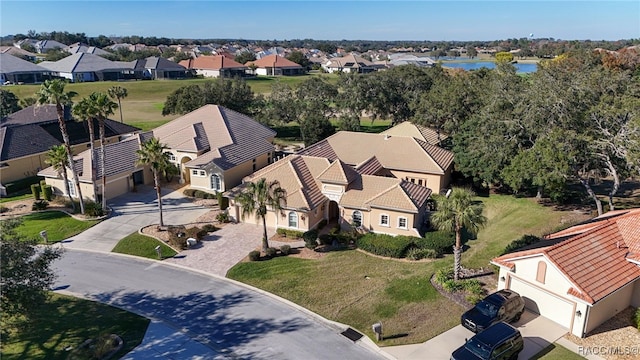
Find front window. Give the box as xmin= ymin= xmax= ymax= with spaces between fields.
xmin=199 ymin=170 xmax=205 ymax=176
xmin=192 ymin=170 xmax=198 ymax=176
xmin=398 ymin=217 xmax=407 ymax=229
xmin=165 ymin=152 xmax=176 ymax=161
xmin=210 ymin=174 xmax=221 ymax=191
xmin=67 ymin=180 xmax=76 ymax=197
xmin=380 ymin=214 xmax=389 ymax=226
xmin=352 ymin=211 xmax=362 ymax=227
xmin=288 ymin=212 xmax=298 ymax=228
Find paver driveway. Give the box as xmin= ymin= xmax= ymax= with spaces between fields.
xmin=62 ymin=186 xmax=210 ymax=252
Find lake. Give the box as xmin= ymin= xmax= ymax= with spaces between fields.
xmin=441 ymin=61 xmax=538 ymax=73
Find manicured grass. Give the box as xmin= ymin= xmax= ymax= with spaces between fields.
xmin=0 ymin=193 xmax=32 ymax=203
xmin=1 ymin=293 xmax=149 ymax=360
xmin=112 ymin=232 xmax=177 ymax=259
xmin=228 ymin=194 xmax=588 ymax=346
xmin=15 ymin=211 xmax=99 ymax=243
xmin=532 ymin=343 xmax=585 ymax=360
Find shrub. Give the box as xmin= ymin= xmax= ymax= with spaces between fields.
xmin=280 ymin=244 xmax=291 ymax=255
xmin=84 ymin=201 xmax=105 ymax=217
xmin=501 ymin=234 xmax=540 ymax=255
xmin=168 ymin=225 xmax=188 ymax=250
xmin=202 ymin=224 xmax=218 ymax=232
xmin=442 ymin=279 xmax=465 ymax=292
xmin=5 ymin=176 xmax=43 ymax=195
xmin=265 ymin=247 xmax=277 ymax=258
xmin=216 ymin=212 xmax=230 ymax=223
xmin=303 ymin=229 xmax=318 ymax=249
xmin=466 ymin=293 xmax=485 ymax=305
xmin=185 ymin=226 xmax=207 ymax=241
xmin=435 ymin=267 xmax=454 ymax=285
xmin=318 ymin=234 xmax=332 ymax=246
xmin=317 ymin=219 xmax=328 ymax=230
xmin=406 ymin=247 xmax=438 ymax=260
xmin=31 ymin=184 xmax=41 ymax=200
xmin=217 ymin=192 xmax=229 ymax=210
xmin=357 ymin=233 xmax=414 ymax=258
xmin=183 ymin=189 xmax=196 ymax=197
xmin=462 ymin=279 xmax=484 ymax=295
xmin=249 ymin=250 xmax=261 ymax=261
xmin=415 ymin=231 xmax=455 ymax=256
xmin=42 ymin=184 xmax=53 ymax=201
xmin=31 ymin=200 xmax=48 ymax=211
xmin=635 ymin=308 xmax=640 ymax=331
xmin=277 ymin=228 xmax=287 ymax=236
xmin=279 ymin=228 xmax=304 ymax=238
xmin=194 ymin=190 xmax=206 ymax=198
xmin=0 ymin=206 xmax=8 ymax=214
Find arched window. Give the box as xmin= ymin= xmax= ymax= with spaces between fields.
xmin=210 ymin=174 xmax=221 ymax=191
xmin=288 ymin=212 xmax=298 ymax=228
xmin=536 ymin=261 xmax=547 ymax=284
xmin=352 ymin=211 xmax=362 ymax=227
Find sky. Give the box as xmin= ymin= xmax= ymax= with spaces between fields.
xmin=1 ymin=1 xmax=638 ymax=41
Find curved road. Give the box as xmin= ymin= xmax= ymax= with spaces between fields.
xmin=53 ymin=250 xmax=384 ymax=360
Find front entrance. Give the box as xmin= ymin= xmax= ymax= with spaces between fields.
xmin=328 ymin=201 xmax=339 ymax=221
xmin=180 ymin=157 xmax=192 ymax=184
xmin=132 ymin=170 xmax=144 ymax=185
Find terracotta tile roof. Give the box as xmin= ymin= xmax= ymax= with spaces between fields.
xmin=381 ymin=122 xmax=448 ymax=146
xmin=246 ymin=54 xmax=302 ymax=68
xmin=152 ymin=105 xmax=275 ymax=170
xmin=317 ymin=159 xmax=359 ymax=185
xmin=298 ymin=131 xmax=453 ymax=174
xmin=355 ymin=156 xmax=384 ymax=175
xmin=179 ymin=55 xmax=246 ymax=70
xmin=493 ymin=209 xmax=640 ymax=304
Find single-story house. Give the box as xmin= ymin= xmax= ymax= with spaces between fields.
xmin=246 ymin=54 xmax=305 ymax=76
xmin=38 ymin=133 xmax=154 ymax=201
xmin=179 ymin=55 xmax=247 ymax=78
xmin=39 ymin=53 xmax=133 ymax=82
xmin=322 ymin=54 xmax=378 ymax=74
xmin=0 ymin=46 xmax=39 ymax=62
xmin=0 ymin=53 xmax=50 ymax=84
xmin=64 ymin=43 xmax=111 ymax=57
xmin=0 ymin=105 xmax=139 ymax=184
xmin=492 ymin=208 xmax=640 ymax=338
xmin=129 ymin=57 xmax=189 ymax=80
xmin=152 ymin=104 xmax=276 ymax=193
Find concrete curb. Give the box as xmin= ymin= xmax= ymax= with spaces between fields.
xmin=59 ymin=247 xmax=396 ymax=359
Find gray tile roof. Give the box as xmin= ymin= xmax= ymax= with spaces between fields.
xmin=39 ymin=53 xmax=132 ymax=73
xmin=0 ymin=53 xmax=49 ymax=74
xmin=141 ymin=57 xmax=187 ymax=70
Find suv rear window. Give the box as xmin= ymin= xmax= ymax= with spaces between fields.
xmin=466 ymin=338 xmax=491 ymax=359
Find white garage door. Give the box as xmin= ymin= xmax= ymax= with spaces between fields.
xmin=509 ymin=276 xmax=574 ymax=329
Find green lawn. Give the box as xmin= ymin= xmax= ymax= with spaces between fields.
xmin=112 ymin=232 xmax=177 ymax=259
xmin=532 ymin=343 xmax=585 ymax=360
xmin=15 ymin=211 xmax=99 ymax=243
xmin=1 ymin=293 xmax=149 ymax=360
xmin=228 ymin=194 xmax=589 ymax=346
xmin=0 ymin=193 xmax=32 ymax=204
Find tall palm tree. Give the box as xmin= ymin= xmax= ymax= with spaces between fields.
xmin=89 ymin=92 xmax=118 ymax=210
xmin=237 ymin=178 xmax=287 ymax=253
xmin=431 ymin=188 xmax=487 ymax=281
xmin=136 ymin=137 xmax=171 ymax=228
xmin=107 ymin=86 xmax=128 ymax=123
xmin=45 ymin=145 xmax=74 ymax=208
xmin=36 ymin=79 xmax=85 ymax=214
xmin=72 ymin=97 xmax=98 ymax=202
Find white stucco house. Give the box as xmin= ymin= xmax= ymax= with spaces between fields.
xmin=492 ymin=208 xmax=640 ymax=338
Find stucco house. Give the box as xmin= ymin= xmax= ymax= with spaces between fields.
xmin=0 ymin=105 xmax=139 ymax=185
xmin=0 ymin=53 xmax=50 ymax=84
xmin=226 ymin=128 xmax=454 ymax=236
xmin=179 ymin=55 xmax=247 ymax=78
xmin=129 ymin=57 xmax=189 ymax=80
xmin=152 ymin=105 xmax=276 ymax=194
xmin=492 ymin=208 xmax=640 ymax=338
xmin=246 ymin=54 xmax=305 ymax=76
xmin=322 ymin=54 xmax=378 ymax=74
xmin=39 ymin=53 xmax=133 ymax=82
xmin=38 ymin=133 xmax=154 ymax=201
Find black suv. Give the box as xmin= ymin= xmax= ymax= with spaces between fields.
xmin=461 ymin=289 xmax=525 ymax=333
xmin=451 ymin=322 xmax=524 ymax=360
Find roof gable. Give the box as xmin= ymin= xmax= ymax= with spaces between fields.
xmin=179 ymin=55 xmax=246 ymax=70
xmin=0 ymin=53 xmax=48 ymax=74
xmin=247 ymin=54 xmax=303 ymax=69
xmin=317 ymin=159 xmax=359 ymax=185
xmin=39 ymin=53 xmax=131 ymax=73
xmin=381 ymin=122 xmax=448 ymax=146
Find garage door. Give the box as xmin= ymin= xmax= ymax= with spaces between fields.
xmin=509 ymin=276 xmax=574 ymax=329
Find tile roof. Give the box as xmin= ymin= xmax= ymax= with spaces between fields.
xmin=152 ymin=105 xmax=275 ymax=170
xmin=130 ymin=56 xmax=186 ymax=70
xmin=381 ymin=122 xmax=448 ymax=146
xmin=39 ymin=53 xmax=132 ymax=73
xmin=493 ymin=209 xmax=640 ymax=304
xmin=355 ymin=156 xmax=384 ymax=175
xmin=317 ymin=159 xmax=359 ymax=185
xmin=246 ymin=54 xmax=303 ymax=68
xmin=179 ymin=55 xmax=246 ymax=70
xmin=325 ymin=54 xmax=374 ymax=68
xmin=0 ymin=53 xmax=48 ymax=74
xmin=298 ymin=131 xmax=453 ymax=174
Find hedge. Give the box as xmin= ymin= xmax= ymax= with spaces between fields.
xmin=5 ymin=176 xmax=44 ymax=195
xmin=277 ymin=228 xmax=304 ymax=238
xmin=501 ymin=234 xmax=540 ymax=255
xmin=357 ymin=233 xmax=415 ymax=258
xmin=414 ymin=230 xmax=456 ymax=256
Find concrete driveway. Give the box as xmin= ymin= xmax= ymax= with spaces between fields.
xmin=62 ymin=186 xmax=210 ymax=252
xmin=383 ymin=311 xmax=567 ymax=359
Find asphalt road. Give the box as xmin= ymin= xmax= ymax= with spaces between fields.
xmin=53 ymin=250 xmax=384 ymax=360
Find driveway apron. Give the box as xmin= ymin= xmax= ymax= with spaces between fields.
xmin=62 ymin=186 xmax=210 ymax=252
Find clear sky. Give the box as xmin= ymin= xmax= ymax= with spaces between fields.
xmin=1 ymin=1 xmax=638 ymax=41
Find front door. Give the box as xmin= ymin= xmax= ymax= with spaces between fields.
xmin=132 ymin=170 xmax=144 ymax=185
xmin=328 ymin=201 xmax=339 ymax=221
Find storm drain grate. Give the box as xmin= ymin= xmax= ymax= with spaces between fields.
xmin=341 ymin=327 xmax=364 ymax=342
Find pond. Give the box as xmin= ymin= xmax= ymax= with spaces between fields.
xmin=441 ymin=61 xmax=538 ymax=73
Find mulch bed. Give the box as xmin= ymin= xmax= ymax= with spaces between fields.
xmin=430 ymin=270 xmax=497 ymax=310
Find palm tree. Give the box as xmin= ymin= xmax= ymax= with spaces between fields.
xmin=45 ymin=145 xmax=74 ymax=208
xmin=36 ymin=79 xmax=85 ymax=214
xmin=431 ymin=188 xmax=487 ymax=281
xmin=237 ymin=178 xmax=287 ymax=253
xmin=72 ymin=97 xmax=98 ymax=202
xmin=89 ymin=92 xmax=118 ymax=210
xmin=136 ymin=137 xmax=171 ymax=228
xmin=107 ymin=86 xmax=128 ymax=123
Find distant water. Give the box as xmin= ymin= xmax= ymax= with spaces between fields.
xmin=441 ymin=61 xmax=538 ymax=73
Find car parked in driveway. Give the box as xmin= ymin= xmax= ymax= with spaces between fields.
xmin=451 ymin=322 xmax=524 ymax=360
xmin=461 ymin=289 xmax=525 ymax=333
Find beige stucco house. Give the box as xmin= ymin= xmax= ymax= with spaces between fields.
xmin=153 ymin=105 xmax=276 ymax=195
xmin=227 ymin=127 xmax=454 ymax=236
xmin=492 ymin=208 xmax=640 ymax=338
